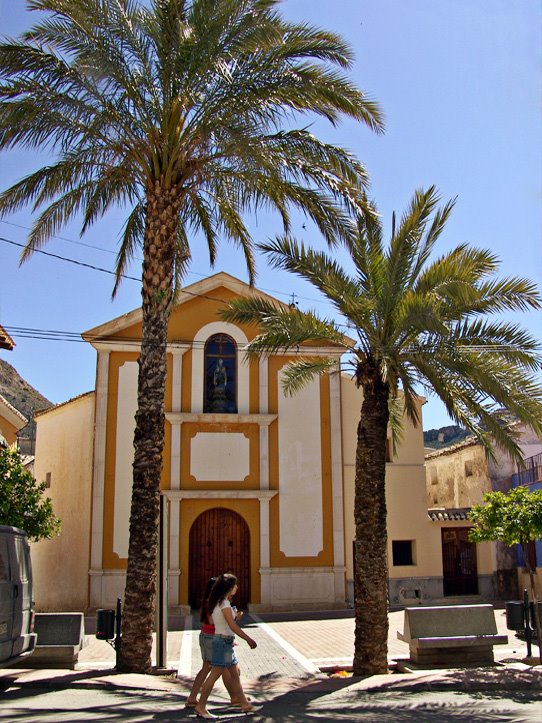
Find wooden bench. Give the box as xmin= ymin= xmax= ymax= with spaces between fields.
xmin=397 ymin=604 xmax=508 ymax=667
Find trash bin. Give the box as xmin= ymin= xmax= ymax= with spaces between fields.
xmin=96 ymin=608 xmax=116 ymax=640
xmin=505 ymin=601 xmax=524 ymax=630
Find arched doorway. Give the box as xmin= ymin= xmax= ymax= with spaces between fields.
xmin=189 ymin=508 xmax=250 ymax=609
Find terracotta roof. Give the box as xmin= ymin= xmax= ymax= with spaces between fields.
xmin=0 ymin=324 xmax=15 ymax=350
xmin=425 ymin=436 xmax=478 ymax=459
xmin=427 ymin=508 xmax=471 ymax=522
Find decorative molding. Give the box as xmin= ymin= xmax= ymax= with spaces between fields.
xmin=90 ymin=350 xmax=110 ymax=571
xmin=166 ymin=412 xmax=276 ymax=426
xmin=329 ymin=370 xmax=345 ymax=572
xmin=189 ymin=431 xmax=251 ymax=482
xmin=92 ymin=341 xmax=191 ymax=354
xmin=163 ymin=489 xmax=278 ymax=500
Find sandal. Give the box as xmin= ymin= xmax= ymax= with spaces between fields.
xmin=241 ymin=705 xmax=261 ymax=715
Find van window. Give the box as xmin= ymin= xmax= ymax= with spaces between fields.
xmin=14 ymin=537 xmax=29 ymax=582
xmin=0 ymin=537 xmax=9 ymax=581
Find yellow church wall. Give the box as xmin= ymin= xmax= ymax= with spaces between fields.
xmin=103 ymin=353 xmax=136 ymax=569
xmin=102 ymin=351 xmax=171 ymax=569
xmin=167 ymin=284 xmax=261 ymax=344
xmin=179 ymin=498 xmax=261 ymax=605
xmin=31 ymin=392 xmax=95 ymax=611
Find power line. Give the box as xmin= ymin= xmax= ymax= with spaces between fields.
xmin=0 ymin=236 xmax=245 ymax=306
xmin=0 ymin=221 xmax=338 ymax=309
xmin=2 ymin=324 xmax=537 ymax=356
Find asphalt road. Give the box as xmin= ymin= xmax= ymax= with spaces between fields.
xmin=1 ymin=686 xmax=541 ymax=722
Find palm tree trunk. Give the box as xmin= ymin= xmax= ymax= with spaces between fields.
xmin=117 ymin=182 xmax=180 ymax=673
xmin=353 ymin=370 xmax=390 ymax=676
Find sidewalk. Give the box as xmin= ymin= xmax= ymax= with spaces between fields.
xmin=1 ymin=607 xmax=541 ymax=700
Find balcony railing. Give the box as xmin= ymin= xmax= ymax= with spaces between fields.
xmin=511 ymin=451 xmax=542 ymax=488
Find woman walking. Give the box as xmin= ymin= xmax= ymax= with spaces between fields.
xmin=195 ymin=574 xmax=257 ymax=719
xmin=186 ymin=576 xmax=241 ymax=708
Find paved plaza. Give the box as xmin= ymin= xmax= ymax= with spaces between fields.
xmin=1 ymin=606 xmax=540 ymax=704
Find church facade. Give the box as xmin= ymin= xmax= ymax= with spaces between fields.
xmin=31 ymin=272 xmax=497 ymax=613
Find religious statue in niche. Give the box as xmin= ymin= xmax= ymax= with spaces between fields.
xmin=204 ymin=334 xmax=237 ymax=413
xmin=210 ymin=358 xmax=228 ymax=411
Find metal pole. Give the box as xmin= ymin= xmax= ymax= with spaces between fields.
xmin=523 ymin=588 xmax=532 ymax=658
xmin=156 ymin=494 xmax=168 ymax=669
xmin=115 ymin=597 xmax=122 ymax=669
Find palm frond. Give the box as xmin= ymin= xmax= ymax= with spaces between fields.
xmin=280 ymin=357 xmax=339 ymax=396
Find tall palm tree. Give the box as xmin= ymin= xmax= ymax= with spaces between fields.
xmin=223 ymin=186 xmax=542 ymax=675
xmin=0 ymin=0 xmax=383 ymax=672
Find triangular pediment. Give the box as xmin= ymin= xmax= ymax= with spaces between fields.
xmin=82 ymin=271 xmax=352 ymax=350
xmin=82 ymin=272 xmax=281 ymax=343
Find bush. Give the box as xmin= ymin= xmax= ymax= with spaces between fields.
xmin=0 ymin=445 xmax=61 ymax=540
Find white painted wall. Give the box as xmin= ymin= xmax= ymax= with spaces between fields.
xmin=190 ymin=432 xmax=250 ymax=481
xmin=278 ymin=372 xmax=323 ymax=557
xmin=113 ymin=361 xmax=138 ymax=558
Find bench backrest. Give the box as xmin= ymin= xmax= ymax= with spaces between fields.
xmin=34 ymin=612 xmax=85 ymax=646
xmin=402 ymin=604 xmax=498 ymax=639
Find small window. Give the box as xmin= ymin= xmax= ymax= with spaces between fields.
xmin=203 ymin=334 xmax=237 ymax=413
xmin=464 ymin=461 xmax=473 ymax=477
xmin=392 ymin=540 xmax=414 ymax=566
xmin=14 ymin=537 xmax=29 ymax=582
xmin=386 ymin=438 xmax=392 ymax=462
xmin=45 ymin=472 xmax=51 ymax=489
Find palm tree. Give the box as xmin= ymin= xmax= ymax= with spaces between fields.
xmin=0 ymin=0 xmax=383 ymax=672
xmin=223 ymin=186 xmax=542 ymax=675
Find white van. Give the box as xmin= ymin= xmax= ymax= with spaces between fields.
xmin=0 ymin=525 xmax=37 ymax=667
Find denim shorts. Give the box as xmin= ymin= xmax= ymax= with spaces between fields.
xmin=211 ymin=635 xmax=238 ymax=667
xmin=199 ymin=632 xmax=214 ymax=663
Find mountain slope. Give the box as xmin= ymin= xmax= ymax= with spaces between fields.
xmin=0 ymin=358 xmax=52 ymax=439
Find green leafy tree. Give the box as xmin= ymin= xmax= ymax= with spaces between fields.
xmin=223 ymin=186 xmax=542 ymax=675
xmin=470 ymin=486 xmax=542 ymax=660
xmin=0 ymin=0 xmax=383 ymax=672
xmin=0 ymin=445 xmax=61 ymax=541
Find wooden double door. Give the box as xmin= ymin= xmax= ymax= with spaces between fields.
xmin=441 ymin=528 xmax=478 ymax=596
xmin=188 ymin=508 xmax=250 ymax=609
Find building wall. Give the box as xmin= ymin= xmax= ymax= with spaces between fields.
xmin=425 ymin=441 xmax=489 ymax=508
xmin=424 ymin=428 xmax=542 ymax=601
xmin=340 ymin=378 xmax=443 ymax=605
xmin=0 ymin=412 xmax=19 ymax=445
xmin=31 ymin=393 xmax=95 ymax=611
xmin=86 ymin=277 xmax=345 ymax=612
xmin=0 ymin=396 xmax=26 ymax=445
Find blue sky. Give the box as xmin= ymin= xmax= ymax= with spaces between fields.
xmin=0 ymin=0 xmax=540 ymax=430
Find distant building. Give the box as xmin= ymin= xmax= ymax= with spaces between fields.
xmin=0 ymin=324 xmax=15 ymax=351
xmin=0 ymin=393 xmax=27 ymax=447
xmin=425 ymin=424 xmax=542 ymax=600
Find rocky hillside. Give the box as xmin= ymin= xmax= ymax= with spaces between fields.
xmin=0 ymin=358 xmax=52 ymax=441
xmin=423 ymin=424 xmax=470 ymax=450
